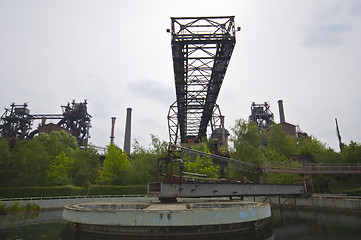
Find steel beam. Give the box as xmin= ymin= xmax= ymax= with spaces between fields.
xmin=148 ymin=182 xmax=305 ymax=198
xmin=264 ymin=164 xmax=361 ymax=175
xmin=170 ymin=16 xmax=236 ymax=143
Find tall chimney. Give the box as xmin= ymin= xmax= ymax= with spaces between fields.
xmin=124 ymin=108 xmax=132 ymax=156
xmin=278 ymin=100 xmax=285 ymax=123
xmin=110 ymin=117 xmax=116 ymax=144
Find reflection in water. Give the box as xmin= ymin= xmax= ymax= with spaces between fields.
xmin=0 ymin=208 xmax=361 ymax=240
xmin=271 ymin=208 xmax=361 ymax=239
xmin=62 ymin=227 xmax=273 ymax=240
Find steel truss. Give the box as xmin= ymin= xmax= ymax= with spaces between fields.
xmin=169 ymin=16 xmax=236 ymax=144
xmin=0 ymin=100 xmax=91 ymax=145
xmin=168 ymin=101 xmax=224 ymax=146
xmin=249 ymin=102 xmax=274 ymax=130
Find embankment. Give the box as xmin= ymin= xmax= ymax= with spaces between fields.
xmin=1 ymin=194 xmax=361 ymax=214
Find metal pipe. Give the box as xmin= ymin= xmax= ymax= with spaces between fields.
xmin=278 ymin=100 xmax=285 ymax=123
xmin=124 ymin=108 xmax=132 ymax=155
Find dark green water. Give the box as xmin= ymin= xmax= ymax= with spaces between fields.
xmin=1 ymin=208 xmax=361 ymax=240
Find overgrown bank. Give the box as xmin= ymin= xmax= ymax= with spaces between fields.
xmin=0 ymin=185 xmax=147 ymax=199
xmin=0 ymin=201 xmax=40 ymax=215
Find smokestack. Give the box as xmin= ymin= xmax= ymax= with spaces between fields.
xmin=124 ymin=108 xmax=132 ymax=156
xmin=110 ymin=117 xmax=116 ymax=144
xmin=278 ymin=100 xmax=285 ymax=123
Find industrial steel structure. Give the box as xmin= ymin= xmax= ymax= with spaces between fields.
xmin=249 ymin=102 xmax=274 ymax=130
xmin=152 ymin=143 xmax=361 ymax=198
xmin=154 ymin=17 xmax=361 ymax=200
xmin=0 ymin=100 xmax=91 ymax=145
xmin=168 ymin=16 xmax=237 ymax=145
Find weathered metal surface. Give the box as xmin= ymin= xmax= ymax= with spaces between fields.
xmin=168 ymin=16 xmax=237 ymax=144
xmin=264 ymin=163 xmax=361 ymax=175
xmin=148 ymin=182 xmax=305 ymax=198
xmin=0 ymin=100 xmax=91 ymax=146
xmin=167 ymin=144 xmax=361 ymax=177
xmin=169 ymin=144 xmax=258 ymax=173
xmin=249 ymin=102 xmax=274 ymax=130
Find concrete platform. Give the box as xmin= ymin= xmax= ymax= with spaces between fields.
xmin=62 ymin=200 xmax=271 ymax=236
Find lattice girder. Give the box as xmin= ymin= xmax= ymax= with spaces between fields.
xmin=170 ymin=16 xmax=236 ymax=143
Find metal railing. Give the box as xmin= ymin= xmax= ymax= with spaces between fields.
xmin=0 ymin=194 xmax=147 ymax=202
xmin=264 ymin=163 xmax=361 ymax=175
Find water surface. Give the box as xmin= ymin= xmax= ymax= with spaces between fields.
xmin=1 ymin=208 xmax=361 ymax=239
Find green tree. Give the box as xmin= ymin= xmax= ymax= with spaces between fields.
xmin=128 ymin=135 xmax=168 ymax=185
xmin=263 ymin=147 xmax=302 ymax=184
xmin=47 ymin=151 xmax=73 ymax=185
xmin=35 ymin=131 xmax=78 ymax=157
xmin=296 ymin=136 xmax=338 ymax=163
xmin=0 ymin=139 xmax=12 ymax=187
xmin=9 ymin=131 xmax=78 ymax=186
xmin=183 ymin=144 xmax=220 ymax=179
xmin=228 ymin=119 xmax=266 ymax=182
xmin=340 ymin=141 xmax=361 ymax=163
xmin=267 ymin=124 xmax=297 ymax=157
xmin=96 ymin=144 xmax=130 ymax=185
xmin=70 ymin=144 xmax=99 ymax=187
xmin=148 ymin=134 xmax=168 ymax=155
xmin=0 ymin=131 xmax=102 ymax=188
xmin=230 ymin=119 xmax=265 ymax=165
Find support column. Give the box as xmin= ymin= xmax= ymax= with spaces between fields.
xmin=124 ymin=108 xmax=132 ymax=156
xmin=110 ymin=117 xmax=116 ymax=144
xmin=307 ymin=175 xmax=314 ymax=194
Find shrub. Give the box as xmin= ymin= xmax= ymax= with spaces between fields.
xmin=25 ymin=203 xmax=40 ymax=212
xmin=0 ymin=185 xmax=86 ymax=198
xmin=345 ymin=187 xmax=361 ymax=196
xmin=8 ymin=202 xmax=23 ymax=213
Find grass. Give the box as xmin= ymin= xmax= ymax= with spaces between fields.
xmin=0 ymin=201 xmax=41 ymax=215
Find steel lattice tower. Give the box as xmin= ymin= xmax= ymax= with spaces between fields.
xmin=168 ymin=16 xmax=237 ymax=145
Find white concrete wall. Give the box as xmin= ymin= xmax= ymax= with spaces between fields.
xmin=2 ymin=196 xmax=157 ymax=209
xmin=245 ymin=195 xmax=361 ymax=212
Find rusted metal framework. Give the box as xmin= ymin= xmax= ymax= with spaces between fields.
xmin=0 ymin=100 xmax=91 ymax=145
xmin=158 ymin=144 xmax=361 ymax=184
xmin=168 ymin=16 xmax=236 ymax=145
xmin=264 ymin=163 xmax=361 ymax=175
xmin=0 ymin=103 xmax=33 ymax=140
xmin=249 ymin=102 xmax=274 ymax=130
xmin=57 ymin=100 xmax=92 ymax=145
xmin=148 ymin=182 xmax=305 ymax=199
xmin=168 ymin=101 xmax=224 ymax=146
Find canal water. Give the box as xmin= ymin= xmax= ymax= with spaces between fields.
xmin=1 ymin=208 xmax=361 ymax=239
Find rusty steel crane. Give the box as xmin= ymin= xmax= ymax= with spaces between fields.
xmin=167 ymin=16 xmax=238 ymax=146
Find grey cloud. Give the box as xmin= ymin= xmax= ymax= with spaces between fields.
xmin=302 ymin=23 xmax=352 ymax=47
xmin=127 ymin=80 xmax=174 ymax=105
xmin=316 ymin=4 xmax=342 ymax=20
xmin=350 ymin=3 xmax=361 ymax=15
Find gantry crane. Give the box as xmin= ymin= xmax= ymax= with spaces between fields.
xmin=167 ymin=16 xmax=237 ymax=146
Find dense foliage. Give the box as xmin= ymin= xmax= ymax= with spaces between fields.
xmin=0 ymin=132 xmax=167 ymax=188
xmin=0 ymin=121 xmax=360 ymax=195
xmin=228 ymin=119 xmax=361 ymax=193
xmin=0 ymin=131 xmax=99 ymax=187
xmin=183 ymin=144 xmax=220 ymax=179
xmin=0 ymin=201 xmax=40 ymax=215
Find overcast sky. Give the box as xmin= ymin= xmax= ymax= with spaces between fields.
xmin=1 ymin=0 xmax=360 ymax=152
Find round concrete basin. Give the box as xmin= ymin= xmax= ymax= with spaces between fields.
xmin=63 ymin=200 xmax=271 ymax=236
